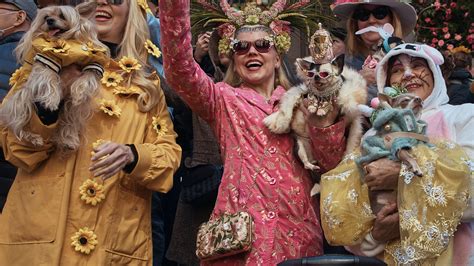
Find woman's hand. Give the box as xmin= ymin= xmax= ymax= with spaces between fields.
xmin=359 ymin=67 xmax=376 ymax=85
xmin=364 ymin=158 xmax=401 ymax=191
xmin=301 ymin=98 xmax=341 ymax=128
xmin=89 ymin=142 xmax=135 ymax=180
xmin=371 ymin=203 xmax=400 ymax=242
xmin=194 ymin=32 xmax=211 ymax=63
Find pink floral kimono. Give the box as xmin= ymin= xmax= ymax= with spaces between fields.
xmin=159 ymin=1 xmax=347 ymax=264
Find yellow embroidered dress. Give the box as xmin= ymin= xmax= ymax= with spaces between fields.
xmin=0 ymin=38 xmax=181 ymax=265
xmin=320 ymin=141 xmax=472 ymax=265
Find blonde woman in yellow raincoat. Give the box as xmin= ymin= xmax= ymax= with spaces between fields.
xmin=0 ymin=0 xmax=181 ymax=265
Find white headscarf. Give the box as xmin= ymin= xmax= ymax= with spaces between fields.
xmin=376 ymin=43 xmax=449 ymax=114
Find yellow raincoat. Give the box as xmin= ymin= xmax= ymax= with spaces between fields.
xmin=0 ymin=38 xmax=181 ymax=265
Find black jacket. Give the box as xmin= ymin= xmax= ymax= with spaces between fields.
xmin=447 ymin=68 xmax=474 ymax=105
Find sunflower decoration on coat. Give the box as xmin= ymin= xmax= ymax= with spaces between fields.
xmin=98 ymin=98 xmax=122 ymax=118
xmin=79 ymin=179 xmax=106 ymax=206
xmin=9 ymin=66 xmax=29 ymax=87
xmin=71 ymin=227 xmax=99 ymax=255
xmin=190 ymin=0 xmax=335 ymax=56
xmin=101 ymin=71 xmax=124 ymax=88
xmin=43 ymin=38 xmax=71 ymax=54
xmin=145 ymin=39 xmax=162 ymax=58
xmin=152 ymin=116 xmax=168 ymax=137
xmin=118 ymin=56 xmax=142 ymax=73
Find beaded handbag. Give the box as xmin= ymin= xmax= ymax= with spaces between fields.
xmin=196 ymin=211 xmax=253 ymax=261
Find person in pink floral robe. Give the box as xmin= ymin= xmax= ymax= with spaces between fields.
xmin=159 ymin=1 xmax=347 ymax=265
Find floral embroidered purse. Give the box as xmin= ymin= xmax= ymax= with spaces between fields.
xmin=196 ymin=211 xmax=253 ymax=261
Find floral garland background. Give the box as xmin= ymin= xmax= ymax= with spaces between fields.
xmin=412 ymin=0 xmax=473 ymax=51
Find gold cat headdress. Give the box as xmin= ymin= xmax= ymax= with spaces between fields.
xmin=191 ymin=0 xmax=335 ymax=55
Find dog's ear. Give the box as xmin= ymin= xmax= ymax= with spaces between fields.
xmin=377 ymin=93 xmax=392 ymax=107
xmin=331 ymin=54 xmax=345 ymax=75
xmin=295 ymin=57 xmax=314 ymax=72
xmin=76 ymin=1 xmax=97 ymax=19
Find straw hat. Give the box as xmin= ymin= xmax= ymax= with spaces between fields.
xmin=333 ymin=0 xmax=417 ymax=36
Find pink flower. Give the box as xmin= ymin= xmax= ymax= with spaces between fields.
xmin=450 ymin=2 xmax=457 ymax=8
xmin=438 ymin=40 xmax=445 ymax=47
xmin=269 ymin=20 xmax=291 ymax=35
xmin=434 ymin=1 xmax=441 ymax=10
xmin=468 ymin=34 xmax=474 ymax=44
xmin=442 ymin=27 xmax=449 ymax=33
xmin=424 ymin=17 xmax=431 ymax=23
xmin=217 ymin=23 xmax=236 ymax=38
xmin=432 ymin=31 xmax=438 ymax=36
xmin=455 ymin=34 xmax=462 ymax=41
xmin=444 ymin=33 xmax=451 ymax=39
xmin=446 ymin=8 xmax=452 ymax=15
xmin=447 ymin=44 xmax=454 ymax=50
xmin=432 ymin=38 xmax=439 ymax=44
xmin=465 ymin=12 xmax=469 ymax=18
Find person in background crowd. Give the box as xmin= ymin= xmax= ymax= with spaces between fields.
xmin=333 ymin=0 xmax=417 ymax=102
xmin=0 ymin=0 xmax=181 ymax=264
xmin=159 ymin=0 xmax=348 ymax=264
xmin=446 ymin=46 xmax=474 ymax=105
xmin=0 ymin=0 xmax=37 ymax=213
xmin=330 ymin=27 xmax=347 ymax=58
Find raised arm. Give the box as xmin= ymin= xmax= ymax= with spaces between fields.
xmin=159 ymin=0 xmax=220 ymax=122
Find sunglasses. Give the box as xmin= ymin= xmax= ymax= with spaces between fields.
xmin=353 ymin=6 xmax=390 ymax=22
xmin=231 ymin=38 xmax=274 ymax=55
xmin=106 ymin=0 xmax=124 ymax=5
xmin=305 ymin=69 xmax=331 ymax=79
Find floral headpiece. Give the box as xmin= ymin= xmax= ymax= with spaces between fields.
xmin=450 ymin=45 xmax=471 ymax=54
xmin=191 ymin=0 xmax=334 ymax=55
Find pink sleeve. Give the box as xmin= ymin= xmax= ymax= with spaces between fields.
xmin=158 ymin=0 xmax=219 ymax=122
xmin=308 ymin=119 xmax=346 ymax=172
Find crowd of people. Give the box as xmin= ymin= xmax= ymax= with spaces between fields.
xmin=0 ymin=0 xmax=472 ymax=265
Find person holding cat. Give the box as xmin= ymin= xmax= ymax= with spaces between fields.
xmin=0 ymin=0 xmax=181 ymax=264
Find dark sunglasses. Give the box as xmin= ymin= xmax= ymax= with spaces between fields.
xmin=231 ymin=38 xmax=274 ymax=55
xmin=106 ymin=0 xmax=124 ymax=5
xmin=353 ymin=6 xmax=390 ymax=22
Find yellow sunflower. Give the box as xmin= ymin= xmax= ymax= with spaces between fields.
xmin=71 ymin=227 xmax=98 ymax=255
xmin=152 ymin=116 xmax=168 ymax=137
xmin=112 ymin=85 xmax=141 ymax=95
xmin=43 ymin=39 xmax=70 ymax=53
xmin=85 ymin=41 xmax=107 ymax=55
xmin=9 ymin=67 xmax=25 ymax=86
xmin=98 ymin=99 xmax=122 ymax=118
xmin=145 ymin=39 xmax=161 ymax=58
xmin=79 ymin=179 xmax=105 ymax=206
xmin=101 ymin=71 xmax=123 ymax=88
xmin=118 ymin=56 xmax=142 ymax=73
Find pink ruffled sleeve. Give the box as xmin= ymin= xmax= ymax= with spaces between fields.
xmin=158 ymin=0 xmax=219 ymax=122
xmin=308 ymin=119 xmax=347 ymax=172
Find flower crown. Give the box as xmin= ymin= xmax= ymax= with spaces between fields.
xmin=450 ymin=45 xmax=471 ymax=55
xmin=191 ymin=0 xmax=334 ymax=56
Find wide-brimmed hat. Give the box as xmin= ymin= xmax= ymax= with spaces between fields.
xmin=333 ymin=0 xmax=417 ymax=36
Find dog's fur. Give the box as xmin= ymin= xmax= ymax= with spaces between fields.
xmin=357 ymin=92 xmax=426 ymax=214
xmin=264 ymin=55 xmax=367 ymax=172
xmin=0 ymin=2 xmax=108 ymax=152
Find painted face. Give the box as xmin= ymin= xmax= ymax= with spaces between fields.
xmin=355 ymin=4 xmax=392 ymax=47
xmin=388 ymin=54 xmax=434 ymax=100
xmin=95 ymin=0 xmax=129 ymax=44
xmin=232 ymin=30 xmax=281 ymax=88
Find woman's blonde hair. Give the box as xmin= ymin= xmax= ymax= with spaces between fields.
xmin=117 ymin=0 xmax=159 ymax=112
xmin=223 ymin=25 xmax=292 ymax=90
xmin=346 ymin=8 xmax=403 ymax=56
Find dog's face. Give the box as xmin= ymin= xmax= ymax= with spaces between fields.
xmin=30 ymin=2 xmax=96 ymax=40
xmin=295 ymin=54 xmax=344 ymax=92
xmin=378 ymin=92 xmax=423 ymax=118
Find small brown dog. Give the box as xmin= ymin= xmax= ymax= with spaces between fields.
xmin=0 ymin=2 xmax=109 ymax=151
